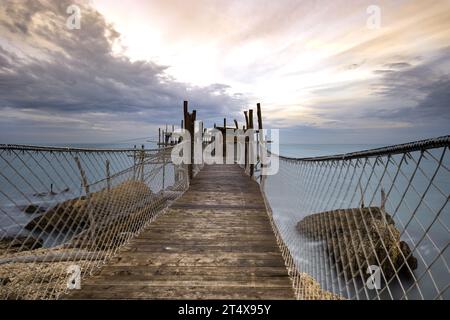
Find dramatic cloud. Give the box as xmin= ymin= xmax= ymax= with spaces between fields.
xmin=0 ymin=0 xmax=245 ymax=142
xmin=0 ymin=0 xmax=449 ymax=144
xmin=367 ymin=47 xmax=450 ymax=122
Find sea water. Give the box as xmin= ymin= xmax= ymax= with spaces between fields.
xmin=267 ymin=144 xmax=449 ymax=300
xmin=0 ymin=142 xmax=448 ymax=299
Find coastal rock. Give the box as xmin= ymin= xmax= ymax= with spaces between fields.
xmin=0 ymin=235 xmax=43 ymax=256
xmin=21 ymin=204 xmax=47 ymax=214
xmin=25 ymin=198 xmax=86 ymax=234
xmin=25 ymin=180 xmax=159 ymax=249
xmin=0 ymin=259 xmax=90 ymax=299
xmin=25 ymin=181 xmax=152 ymax=234
xmin=296 ymin=207 xmax=417 ymax=280
xmin=298 ymin=272 xmax=344 ymax=300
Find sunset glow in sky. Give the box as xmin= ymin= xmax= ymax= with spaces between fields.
xmin=0 ymin=0 xmax=449 ymax=143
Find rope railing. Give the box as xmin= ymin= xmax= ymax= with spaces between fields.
xmin=0 ymin=145 xmax=189 ymax=299
xmin=1 ymin=134 xmax=448 ymax=300
xmin=259 ymin=136 xmax=449 ymax=300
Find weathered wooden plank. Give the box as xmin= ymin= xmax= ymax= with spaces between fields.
xmin=67 ymin=286 xmax=293 ymax=300
xmin=83 ymin=279 xmax=292 ymax=288
xmin=96 ymin=266 xmax=291 ymax=277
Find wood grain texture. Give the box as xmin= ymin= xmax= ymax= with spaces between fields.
xmin=66 ymin=164 xmax=294 ymax=299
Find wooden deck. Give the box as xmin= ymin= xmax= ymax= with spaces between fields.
xmin=67 ymin=164 xmax=294 ymax=299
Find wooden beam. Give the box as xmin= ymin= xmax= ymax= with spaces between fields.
xmin=183 ymin=101 xmax=188 ymax=120
xmin=256 ymin=103 xmax=264 ymax=184
xmin=248 ymin=109 xmax=254 ymax=129
xmin=223 ymin=118 xmax=227 ymax=158
xmin=248 ymin=110 xmax=254 ymax=177
xmin=106 ymin=159 xmax=111 ymax=191
xmin=244 ymin=111 xmax=249 ymax=130
xmin=234 ymin=119 xmax=239 ymax=129
xmin=158 ymin=128 xmax=161 ymax=147
xmin=257 ymin=103 xmax=263 ymax=130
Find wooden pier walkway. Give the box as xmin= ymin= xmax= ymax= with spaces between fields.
xmin=68 ymin=164 xmax=294 ymax=299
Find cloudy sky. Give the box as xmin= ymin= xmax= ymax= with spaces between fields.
xmin=0 ymin=0 xmax=449 ymax=144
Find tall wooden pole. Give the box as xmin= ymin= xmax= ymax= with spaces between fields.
xmin=256 ymin=103 xmax=264 ymax=182
xmin=106 ymin=159 xmax=111 ymax=191
xmin=243 ymin=111 xmax=249 ymax=170
xmin=158 ymin=128 xmax=161 ymax=148
xmin=183 ymin=101 xmax=195 ymax=180
xmin=257 ymin=103 xmax=262 ymax=130
xmin=223 ymin=118 xmax=227 ymax=160
xmin=248 ymin=109 xmax=254 ymax=177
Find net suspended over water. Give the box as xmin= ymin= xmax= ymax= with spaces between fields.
xmin=259 ymin=136 xmax=449 ymax=300
xmin=0 ymin=145 xmax=191 ymax=299
xmin=0 ymin=136 xmax=448 ymax=300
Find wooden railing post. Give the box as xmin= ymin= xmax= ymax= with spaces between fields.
xmin=75 ymin=156 xmax=89 ymax=196
xmin=106 ymin=159 xmax=111 ymax=191
xmin=133 ymin=145 xmax=137 ymax=180
xmin=183 ymin=101 xmax=196 ymax=180
xmin=256 ymin=103 xmax=264 ymax=184
xmin=162 ymin=148 xmax=166 ymax=190
xmin=74 ymin=156 xmax=95 ymax=239
xmin=244 ymin=111 xmax=249 ymax=170
xmin=140 ymin=144 xmax=145 ymax=182
xmin=248 ymin=109 xmax=254 ymax=177
xmin=223 ymin=118 xmax=227 ymax=160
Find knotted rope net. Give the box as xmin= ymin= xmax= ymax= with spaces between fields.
xmin=0 ymin=145 xmax=189 ymax=299
xmin=259 ymin=136 xmax=449 ymax=300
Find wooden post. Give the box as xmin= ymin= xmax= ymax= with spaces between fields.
xmin=256 ymin=103 xmax=264 ymax=184
xmin=74 ymin=156 xmax=90 ymax=196
xmin=244 ymin=111 xmax=249 ymax=129
xmin=191 ymin=110 xmax=196 ymax=178
xmin=141 ymin=145 xmax=145 ymax=182
xmin=248 ymin=109 xmax=254 ymax=177
xmin=133 ymin=145 xmax=137 ymax=180
xmin=183 ymin=101 xmax=195 ymax=180
xmin=158 ymin=128 xmax=161 ymax=148
xmin=106 ymin=159 xmax=111 ymax=191
xmin=223 ymin=118 xmax=227 ymax=159
xmin=233 ymin=121 xmax=238 ymax=163
xmin=165 ymin=124 xmax=168 ymax=145
xmin=162 ymin=148 xmax=166 ymax=190
xmin=381 ymin=188 xmax=386 ymax=212
xmin=257 ymin=103 xmax=262 ymax=130
xmin=244 ymin=111 xmax=249 ymax=171
xmin=74 ymin=156 xmax=95 ymax=239
xmin=172 ymin=124 xmax=175 ymax=144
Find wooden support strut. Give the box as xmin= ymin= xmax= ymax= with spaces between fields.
xmin=106 ymin=159 xmax=111 ymax=191
xmin=256 ymin=103 xmax=264 ymax=183
xmin=223 ymin=118 xmax=227 ymax=159
xmin=183 ymin=101 xmax=196 ymax=180
xmin=244 ymin=111 xmax=249 ymax=171
xmin=248 ymin=109 xmax=254 ymax=177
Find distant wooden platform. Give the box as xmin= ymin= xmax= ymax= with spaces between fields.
xmin=67 ymin=164 xmax=294 ymax=299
